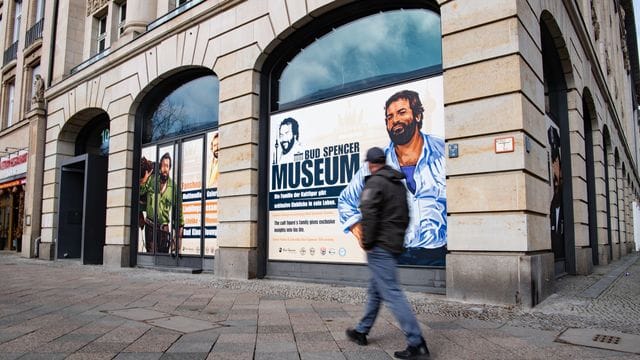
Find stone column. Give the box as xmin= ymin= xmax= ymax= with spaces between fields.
xmin=617 ymin=166 xmax=625 ymax=259
xmin=120 ymin=0 xmax=158 ymax=42
xmin=625 ymin=181 xmax=632 ymax=255
xmin=21 ymin=107 xmax=47 ymax=258
xmin=592 ymin=129 xmax=610 ymax=265
xmin=213 ymin=47 xmax=261 ymax=280
xmin=103 ymin=99 xmax=134 ymax=267
xmin=567 ymin=95 xmax=592 ymax=275
xmin=442 ymin=0 xmax=554 ymax=308
xmin=607 ymin=152 xmax=619 ymax=261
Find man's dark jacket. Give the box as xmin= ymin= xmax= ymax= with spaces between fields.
xmin=360 ymin=165 xmax=410 ymax=254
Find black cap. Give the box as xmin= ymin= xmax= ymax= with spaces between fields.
xmin=365 ymin=147 xmax=386 ymax=164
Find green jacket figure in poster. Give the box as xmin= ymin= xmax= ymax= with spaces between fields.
xmin=140 ymin=152 xmax=184 ymax=254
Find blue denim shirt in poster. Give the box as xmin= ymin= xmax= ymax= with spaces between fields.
xmin=337 ymin=132 xmax=446 ymax=250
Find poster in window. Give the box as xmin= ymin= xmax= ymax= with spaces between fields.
xmin=181 ymin=138 xmax=203 ymax=255
xmin=138 ymin=145 xmax=156 ymax=253
xmin=268 ymin=76 xmax=446 ymax=266
xmin=138 ymin=145 xmax=183 ymax=255
xmin=547 ymin=120 xmax=564 ymax=259
xmin=204 ymin=131 xmax=219 ymax=256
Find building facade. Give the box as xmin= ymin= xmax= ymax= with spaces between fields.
xmin=0 ymin=0 xmax=46 ymax=255
xmin=2 ymin=0 xmax=639 ymax=307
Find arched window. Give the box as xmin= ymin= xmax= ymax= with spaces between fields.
xmin=262 ymin=2 xmax=447 ymax=282
xmin=142 ymin=73 xmax=219 ymax=144
xmin=272 ymin=5 xmax=442 ymax=110
xmin=136 ymin=70 xmax=220 ymax=265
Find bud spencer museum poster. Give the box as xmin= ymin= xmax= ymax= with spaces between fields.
xmin=268 ymin=76 xmax=446 ymax=266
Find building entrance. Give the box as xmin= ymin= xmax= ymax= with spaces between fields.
xmin=56 ymin=154 xmax=107 ymax=264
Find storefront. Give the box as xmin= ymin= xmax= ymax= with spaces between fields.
xmin=134 ymin=69 xmax=220 ymax=271
xmin=259 ymin=2 xmax=447 ymax=291
xmin=0 ymin=150 xmax=27 ymax=252
xmin=35 ymin=0 xmax=639 ymax=307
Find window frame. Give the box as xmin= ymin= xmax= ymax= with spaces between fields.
xmin=117 ymin=1 xmax=126 ymax=36
xmin=5 ymin=80 xmax=16 ymax=128
xmin=13 ymin=0 xmax=22 ymax=43
xmin=35 ymin=0 xmax=44 ymax=21
xmin=96 ymin=14 xmax=107 ymax=53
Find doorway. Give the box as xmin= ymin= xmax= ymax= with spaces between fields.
xmin=56 ymin=154 xmax=107 ymax=264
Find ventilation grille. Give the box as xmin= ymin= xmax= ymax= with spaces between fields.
xmin=592 ymin=334 xmax=621 ymax=344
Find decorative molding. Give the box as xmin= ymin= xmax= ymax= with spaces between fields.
xmin=619 ymin=7 xmax=630 ymax=73
xmin=591 ymin=0 xmax=600 ymax=40
xmin=87 ymin=0 xmax=109 ymax=16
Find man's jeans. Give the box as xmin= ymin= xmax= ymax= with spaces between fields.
xmin=355 ymin=246 xmax=423 ymax=346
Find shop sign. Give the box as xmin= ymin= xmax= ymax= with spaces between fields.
xmin=0 ymin=150 xmax=28 ymax=181
xmin=0 ymin=178 xmax=26 ymax=190
xmin=267 ymin=76 xmax=446 ymax=265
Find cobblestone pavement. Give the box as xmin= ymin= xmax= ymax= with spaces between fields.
xmin=0 ymin=251 xmax=638 ymax=359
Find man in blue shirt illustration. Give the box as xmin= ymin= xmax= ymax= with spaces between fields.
xmin=337 ymin=90 xmax=446 ymax=266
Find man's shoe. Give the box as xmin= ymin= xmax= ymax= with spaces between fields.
xmin=394 ymin=338 xmax=430 ymax=359
xmin=345 ymin=328 xmax=367 ymax=346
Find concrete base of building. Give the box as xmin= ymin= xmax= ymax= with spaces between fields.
xmin=103 ymin=245 xmax=130 ymax=267
xmin=612 ymin=243 xmax=621 ymax=261
xmin=575 ymin=247 xmax=593 ymax=275
xmin=215 ymin=247 xmax=257 ymax=279
xmin=598 ymin=244 xmax=611 ymax=265
xmin=629 ymin=243 xmax=636 ymax=253
xmin=446 ymin=252 xmax=554 ymax=308
xmin=39 ymin=242 xmax=55 ymax=260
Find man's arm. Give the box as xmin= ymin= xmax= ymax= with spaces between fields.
xmin=139 ymin=171 xmax=153 ymax=197
xmin=359 ymin=182 xmax=382 ymax=251
xmin=337 ymin=165 xmax=368 ymax=237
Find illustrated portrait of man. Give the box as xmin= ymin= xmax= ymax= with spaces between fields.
xmin=275 ymin=117 xmax=304 ymax=164
xmin=207 ymin=132 xmax=219 ymax=188
xmin=548 ymin=127 xmax=563 ymax=251
xmin=338 ymin=89 xmax=447 ymax=266
xmin=140 ymin=152 xmax=184 ymax=254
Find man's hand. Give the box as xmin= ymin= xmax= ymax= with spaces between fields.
xmin=349 ymin=223 xmax=365 ymax=249
xmin=140 ymin=169 xmax=152 ymax=186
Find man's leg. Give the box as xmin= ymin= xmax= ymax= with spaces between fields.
xmin=157 ymin=230 xmax=170 ymax=253
xmin=144 ymin=225 xmax=154 ymax=253
xmin=355 ymin=264 xmax=382 ymax=334
xmin=369 ymin=247 xmax=423 ymax=347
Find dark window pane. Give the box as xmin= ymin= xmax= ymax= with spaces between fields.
xmin=143 ymin=75 xmax=219 ymax=143
xmin=75 ymin=113 xmax=109 ymax=156
xmin=278 ymin=9 xmax=441 ymax=107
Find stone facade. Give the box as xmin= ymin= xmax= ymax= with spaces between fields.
xmin=3 ymin=0 xmax=638 ymax=307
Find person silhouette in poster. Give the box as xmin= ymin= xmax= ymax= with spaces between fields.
xmin=140 ymin=152 xmax=184 ymax=254
xmin=338 ymin=90 xmax=447 ymax=266
xmin=207 ymin=132 xmax=219 ymax=188
xmin=548 ymin=127 xmax=563 ymax=252
xmin=274 ymin=117 xmax=304 ymax=164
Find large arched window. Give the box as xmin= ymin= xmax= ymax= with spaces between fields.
xmin=136 ymin=70 xmax=220 ymax=269
xmin=272 ymin=5 xmax=442 ymax=110
xmin=142 ymin=73 xmax=219 ymax=144
xmin=261 ymin=1 xmax=446 ymax=284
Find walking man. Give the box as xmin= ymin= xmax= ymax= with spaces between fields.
xmin=346 ymin=147 xmax=430 ymax=359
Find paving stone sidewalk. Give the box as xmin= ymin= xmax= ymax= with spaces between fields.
xmin=0 ymin=252 xmax=638 ymax=359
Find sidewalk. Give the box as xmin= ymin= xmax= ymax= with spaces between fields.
xmin=0 ymin=252 xmax=638 ymax=359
